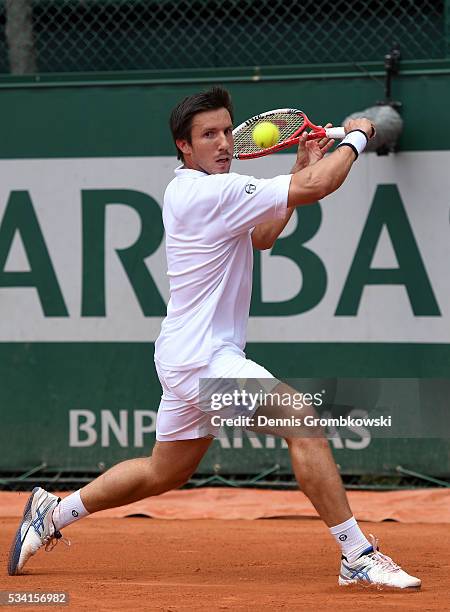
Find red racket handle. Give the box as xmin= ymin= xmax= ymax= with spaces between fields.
xmin=283 ymin=126 xmax=345 ymax=148
xmin=306 ymin=126 xmax=346 ymax=140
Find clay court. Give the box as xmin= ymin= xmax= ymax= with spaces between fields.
xmin=1 ymin=489 xmax=449 ymax=611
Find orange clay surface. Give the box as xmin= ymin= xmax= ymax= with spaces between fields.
xmin=1 ymin=518 xmax=448 ymax=611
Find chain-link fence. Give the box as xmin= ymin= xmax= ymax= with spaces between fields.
xmin=0 ymin=0 xmax=448 ymax=75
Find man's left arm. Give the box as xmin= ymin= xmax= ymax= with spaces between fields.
xmin=251 ymin=126 xmax=334 ymax=250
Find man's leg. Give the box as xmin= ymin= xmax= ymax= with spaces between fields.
xmin=285 ymin=436 xmax=351 ymax=526
xmin=8 ymin=437 xmax=212 ymax=575
xmin=250 ymin=385 xmax=371 ymax=560
xmin=248 ymin=382 xmax=420 ymax=587
xmin=79 ymin=437 xmax=212 ymax=513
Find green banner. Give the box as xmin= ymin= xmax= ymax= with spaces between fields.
xmin=1 ymin=344 xmax=449 ymax=476
xmin=1 ymin=76 xmax=449 ymax=479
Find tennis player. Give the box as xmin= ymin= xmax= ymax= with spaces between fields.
xmin=8 ymin=87 xmax=420 ymax=589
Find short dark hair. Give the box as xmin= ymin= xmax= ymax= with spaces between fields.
xmin=170 ymin=86 xmax=234 ymax=161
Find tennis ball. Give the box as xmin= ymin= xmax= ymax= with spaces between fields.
xmin=252 ymin=121 xmax=280 ymax=148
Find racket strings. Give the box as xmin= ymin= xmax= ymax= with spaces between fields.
xmin=233 ymin=112 xmax=305 ymax=155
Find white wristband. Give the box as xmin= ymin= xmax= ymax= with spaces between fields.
xmin=338 ymin=130 xmax=368 ymax=157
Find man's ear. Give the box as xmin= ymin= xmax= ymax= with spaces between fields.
xmin=176 ymin=139 xmax=192 ymax=156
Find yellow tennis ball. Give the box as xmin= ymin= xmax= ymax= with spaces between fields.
xmin=252 ymin=121 xmax=280 ymax=148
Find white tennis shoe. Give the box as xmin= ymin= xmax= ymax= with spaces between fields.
xmin=338 ymin=534 xmax=421 ymax=589
xmin=8 ymin=487 xmax=68 ymax=575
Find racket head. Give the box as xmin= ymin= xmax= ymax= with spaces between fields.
xmin=233 ymin=108 xmax=307 ymax=160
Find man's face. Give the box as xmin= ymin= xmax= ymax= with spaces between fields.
xmin=176 ymin=108 xmax=233 ymax=174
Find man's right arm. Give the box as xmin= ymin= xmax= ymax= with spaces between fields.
xmin=287 ymin=118 xmax=374 ymax=208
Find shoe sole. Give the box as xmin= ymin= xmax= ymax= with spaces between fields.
xmin=338 ymin=576 xmax=421 ymax=589
xmin=7 ymin=487 xmax=39 ymax=576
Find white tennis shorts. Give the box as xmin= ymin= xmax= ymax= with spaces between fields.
xmin=155 ymin=346 xmax=274 ymax=441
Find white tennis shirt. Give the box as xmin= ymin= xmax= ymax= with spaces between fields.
xmin=154 ymin=166 xmax=292 ymax=370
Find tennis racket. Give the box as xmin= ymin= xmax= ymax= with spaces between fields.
xmin=233 ymin=108 xmax=346 ymax=160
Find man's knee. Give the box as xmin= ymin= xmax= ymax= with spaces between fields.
xmin=147 ymin=437 xmax=212 ymax=494
xmin=169 ymin=467 xmax=195 ymax=489
xmin=151 ymin=465 xmax=196 ymax=495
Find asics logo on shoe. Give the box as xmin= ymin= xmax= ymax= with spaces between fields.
xmin=342 ymin=562 xmax=371 ymax=582
xmin=31 ymin=501 xmax=54 ymax=537
xmin=351 ymin=568 xmax=371 ymax=581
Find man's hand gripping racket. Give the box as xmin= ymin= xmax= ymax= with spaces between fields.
xmin=233 ymin=108 xmax=374 ymax=160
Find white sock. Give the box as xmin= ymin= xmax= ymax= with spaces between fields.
xmin=329 ymin=516 xmax=372 ymax=563
xmin=52 ymin=490 xmax=89 ymax=531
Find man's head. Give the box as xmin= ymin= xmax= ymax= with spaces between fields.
xmin=170 ymin=86 xmax=234 ymax=174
